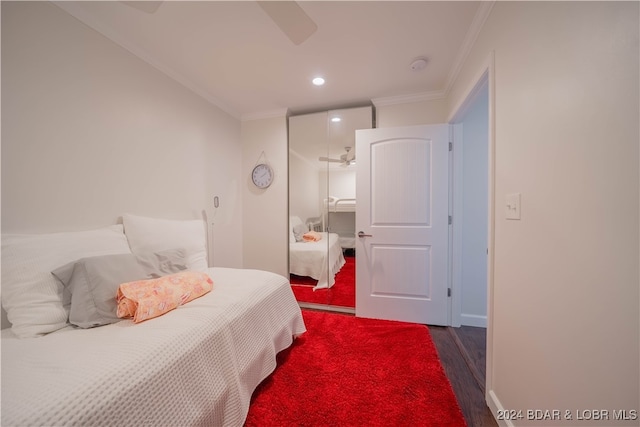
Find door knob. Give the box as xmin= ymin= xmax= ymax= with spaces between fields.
xmin=357 ymin=231 xmax=372 ymax=238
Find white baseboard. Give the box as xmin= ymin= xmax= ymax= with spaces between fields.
xmin=487 ymin=389 xmax=512 ymax=427
xmin=461 ymin=313 xmax=487 ymax=327
xmin=297 ymin=302 xmax=355 ymax=315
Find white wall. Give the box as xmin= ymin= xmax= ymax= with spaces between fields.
xmin=448 ymin=2 xmax=639 ymax=423
xmin=323 ymin=168 xmax=356 ymax=236
xmin=375 ymin=97 xmax=448 ymax=127
xmin=289 ymin=112 xmax=325 ymax=224
xmin=459 ymin=84 xmax=489 ymax=327
xmin=1 ymin=1 xmax=243 ymax=268
xmin=288 ymin=151 xmax=321 ymax=225
xmin=241 ymin=116 xmax=288 ymax=277
xmin=324 ymin=169 xmax=356 ymax=200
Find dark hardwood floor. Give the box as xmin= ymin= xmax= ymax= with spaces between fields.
xmin=429 ymin=325 xmax=498 ymax=427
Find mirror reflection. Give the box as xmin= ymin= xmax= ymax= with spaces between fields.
xmin=288 ymin=106 xmax=373 ymax=310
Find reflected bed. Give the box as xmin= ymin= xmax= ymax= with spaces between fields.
xmin=289 ymin=231 xmax=345 ymax=290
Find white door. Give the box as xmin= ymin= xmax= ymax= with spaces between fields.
xmin=355 ymin=124 xmax=449 ymax=325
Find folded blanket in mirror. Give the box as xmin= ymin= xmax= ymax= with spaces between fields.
xmin=302 ymin=231 xmax=322 ymax=242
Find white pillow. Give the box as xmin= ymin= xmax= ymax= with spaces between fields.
xmin=123 ymin=214 xmax=208 ymax=271
xmin=1 ymin=225 xmax=132 ymax=338
xmin=290 ymin=216 xmax=304 ymax=244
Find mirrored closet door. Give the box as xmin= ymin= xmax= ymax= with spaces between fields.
xmin=288 ymin=105 xmax=373 ymax=310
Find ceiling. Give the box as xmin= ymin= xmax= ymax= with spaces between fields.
xmin=55 ymin=1 xmax=491 ymax=120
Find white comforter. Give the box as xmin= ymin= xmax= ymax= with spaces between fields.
xmin=1 ymin=267 xmax=306 ymax=427
xmin=289 ymin=232 xmax=345 ymax=290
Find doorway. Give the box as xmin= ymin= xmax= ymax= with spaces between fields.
xmin=451 ymin=80 xmax=489 ymax=328
xmin=448 ymin=57 xmax=494 ymax=407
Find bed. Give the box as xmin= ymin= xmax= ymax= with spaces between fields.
xmin=323 ymin=197 xmax=357 ymax=250
xmin=1 ymin=215 xmax=306 ymax=427
xmin=324 ymin=196 xmax=356 ymax=213
xmin=289 ymin=216 xmax=345 ymax=290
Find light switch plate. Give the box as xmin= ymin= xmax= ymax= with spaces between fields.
xmin=506 ymin=193 xmax=521 ymax=220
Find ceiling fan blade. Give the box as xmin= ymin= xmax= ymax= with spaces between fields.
xmin=258 ymin=1 xmax=317 ymax=45
xmin=319 ymin=157 xmax=342 ymax=163
xmin=121 ymin=1 xmax=163 ymax=14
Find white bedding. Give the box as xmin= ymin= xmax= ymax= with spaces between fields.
xmin=338 ymin=235 xmax=356 ymax=249
xmin=289 ymin=232 xmax=345 ymax=290
xmin=324 ymin=196 xmax=356 ymax=212
xmin=1 ymin=267 xmax=306 ymax=427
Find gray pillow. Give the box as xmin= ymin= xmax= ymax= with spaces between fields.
xmin=52 ymin=250 xmax=187 ymax=328
xmin=136 ymin=248 xmax=188 ymax=277
xmin=52 ymin=253 xmax=148 ymax=328
xmin=293 ymin=223 xmax=308 ymax=242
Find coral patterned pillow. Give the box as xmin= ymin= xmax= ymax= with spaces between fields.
xmin=116 ymin=271 xmax=213 ymax=323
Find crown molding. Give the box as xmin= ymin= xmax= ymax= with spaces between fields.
xmin=373 ymin=1 xmax=494 ymax=108
xmin=53 ymin=1 xmax=241 ymax=119
xmin=241 ymin=108 xmax=289 ymax=122
xmin=371 ymin=90 xmax=446 ymax=107
xmin=443 ymin=0 xmax=495 ymax=95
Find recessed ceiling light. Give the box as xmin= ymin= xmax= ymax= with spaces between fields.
xmin=331 ymin=117 xmax=341 ymax=122
xmin=312 ymin=77 xmax=325 ymax=86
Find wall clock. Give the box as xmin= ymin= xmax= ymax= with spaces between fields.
xmin=252 ymin=163 xmax=274 ymax=189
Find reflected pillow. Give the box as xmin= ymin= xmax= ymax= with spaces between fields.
xmin=293 ymin=223 xmax=307 ymax=242
xmin=289 ymin=216 xmax=304 ymax=244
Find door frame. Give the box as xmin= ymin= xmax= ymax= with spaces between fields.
xmin=449 ymin=78 xmax=489 ymax=328
xmin=447 ymin=51 xmax=496 ymax=406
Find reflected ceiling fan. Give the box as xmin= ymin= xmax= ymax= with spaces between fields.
xmin=121 ymin=1 xmax=317 ymax=45
xmin=319 ymin=147 xmax=355 ymax=166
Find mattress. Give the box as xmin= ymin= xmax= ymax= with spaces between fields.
xmin=1 ymin=267 xmax=306 ymax=427
xmin=338 ymin=235 xmax=356 ymax=249
xmin=290 ymin=232 xmax=345 ymax=290
xmin=325 ymin=197 xmax=356 ymax=212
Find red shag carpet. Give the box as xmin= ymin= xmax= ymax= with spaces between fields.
xmin=290 ymin=254 xmax=355 ymax=308
xmin=245 ymin=310 xmax=467 ymax=427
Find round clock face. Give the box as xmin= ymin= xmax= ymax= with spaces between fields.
xmin=252 ymin=163 xmax=274 ymax=189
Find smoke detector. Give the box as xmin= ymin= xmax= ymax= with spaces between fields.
xmin=410 ymin=57 xmax=429 ymax=71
